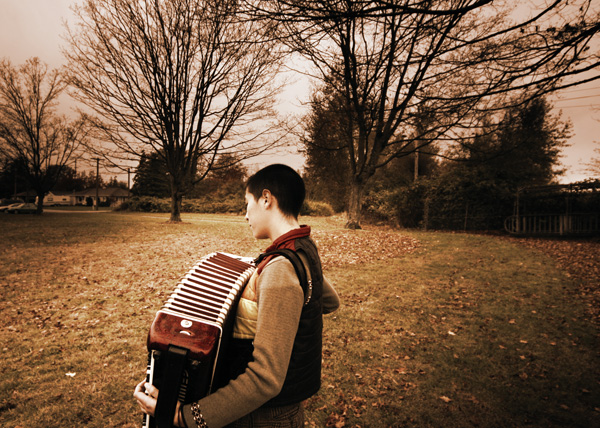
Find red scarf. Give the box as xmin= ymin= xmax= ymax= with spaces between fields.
xmin=256 ymin=226 xmax=311 ymax=275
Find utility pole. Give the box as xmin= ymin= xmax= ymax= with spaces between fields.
xmin=414 ymin=148 xmax=419 ymax=181
xmin=94 ymin=158 xmax=100 ymax=211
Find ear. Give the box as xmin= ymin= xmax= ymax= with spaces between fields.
xmin=261 ymin=189 xmax=274 ymax=208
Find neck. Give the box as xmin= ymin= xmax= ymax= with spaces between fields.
xmin=269 ymin=216 xmax=300 ymax=242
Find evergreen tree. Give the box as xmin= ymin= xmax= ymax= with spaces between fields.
xmin=425 ymin=97 xmax=571 ymax=230
xmin=456 ymin=97 xmax=569 ymax=188
xmin=131 ymin=152 xmax=170 ymax=197
xmin=0 ymin=158 xmax=26 ymax=199
xmin=106 ymin=176 xmax=129 ymax=190
xmin=191 ymin=153 xmax=248 ymax=199
xmin=586 ymin=144 xmax=600 ymax=178
xmin=303 ymin=78 xmax=440 ymax=215
xmin=302 ymin=80 xmax=351 ymax=212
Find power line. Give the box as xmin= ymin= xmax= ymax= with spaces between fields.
xmin=553 ymin=94 xmax=600 ymax=102
xmin=554 ymin=104 xmax=600 ymax=109
xmin=555 ymin=86 xmax=600 ymax=94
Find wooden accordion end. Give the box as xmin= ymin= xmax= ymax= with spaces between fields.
xmin=143 ymin=252 xmax=255 ymax=428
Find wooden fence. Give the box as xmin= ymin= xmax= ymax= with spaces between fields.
xmin=504 ymin=213 xmax=600 ymax=236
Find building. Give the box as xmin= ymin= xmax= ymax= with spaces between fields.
xmin=44 ymin=191 xmax=72 ymax=206
xmin=71 ymin=187 xmax=131 ymax=207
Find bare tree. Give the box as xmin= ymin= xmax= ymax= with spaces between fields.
xmin=248 ymin=0 xmax=600 ymax=228
xmin=64 ymin=0 xmax=287 ymax=222
xmin=0 ymin=58 xmax=87 ymax=214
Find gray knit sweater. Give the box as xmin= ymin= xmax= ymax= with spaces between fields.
xmin=182 ymin=257 xmax=340 ymax=428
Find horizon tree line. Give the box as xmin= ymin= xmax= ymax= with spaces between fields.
xmin=0 ymin=0 xmax=598 ymax=226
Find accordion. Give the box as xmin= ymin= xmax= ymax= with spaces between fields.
xmin=143 ymin=252 xmax=255 ymax=428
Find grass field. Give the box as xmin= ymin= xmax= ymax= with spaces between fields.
xmin=0 ymin=212 xmax=598 ymax=427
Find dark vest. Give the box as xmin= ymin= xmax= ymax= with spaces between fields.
xmin=266 ymin=236 xmax=324 ymax=406
xmin=216 ymin=237 xmax=324 ymax=407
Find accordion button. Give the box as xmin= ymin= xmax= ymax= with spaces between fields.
xmin=181 ymin=319 xmax=193 ymax=328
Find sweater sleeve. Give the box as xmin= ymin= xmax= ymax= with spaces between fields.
xmin=182 ymin=258 xmax=304 ymax=428
xmin=322 ymin=275 xmax=340 ymax=314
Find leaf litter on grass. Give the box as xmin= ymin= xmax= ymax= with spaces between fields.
xmin=506 ymin=237 xmax=600 ymax=323
xmin=3 ymin=214 xmax=599 ymax=427
xmin=312 ymin=228 xmax=419 ymax=268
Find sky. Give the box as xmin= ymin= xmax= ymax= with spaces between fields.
xmin=1 ymin=0 xmax=599 ymax=184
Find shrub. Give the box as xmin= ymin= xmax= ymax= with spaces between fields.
xmin=120 ymin=196 xmax=334 ymax=216
xmin=301 ymin=200 xmax=335 ymax=217
xmin=119 ymin=196 xmax=171 ymax=212
xmin=362 ymin=188 xmax=402 ymax=224
xmin=182 ymin=195 xmax=245 ymax=214
xmin=119 ymin=195 xmax=245 ymax=214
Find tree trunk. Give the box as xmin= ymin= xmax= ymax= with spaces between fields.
xmin=169 ymin=193 xmax=182 ymax=222
xmin=423 ymin=197 xmax=430 ymax=231
xmin=169 ymin=178 xmax=182 ymax=222
xmin=345 ymin=178 xmax=364 ymax=229
xmin=35 ymin=192 xmax=44 ymax=215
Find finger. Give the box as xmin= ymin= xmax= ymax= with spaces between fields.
xmin=134 ymin=387 xmax=153 ymax=405
xmin=134 ymin=380 xmax=146 ymax=396
xmin=174 ymin=401 xmax=183 ymax=426
xmin=136 ymin=391 xmax=156 ymax=410
xmin=133 ymin=380 xmax=158 ymax=418
xmin=144 ymin=382 xmax=158 ymax=398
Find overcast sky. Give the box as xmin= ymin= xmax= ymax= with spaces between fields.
xmin=1 ymin=0 xmax=598 ymax=183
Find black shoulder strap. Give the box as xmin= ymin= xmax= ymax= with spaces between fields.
xmin=154 ymin=345 xmax=188 ymax=428
xmin=254 ymin=249 xmax=312 ymax=305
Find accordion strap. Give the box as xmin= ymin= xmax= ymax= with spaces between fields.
xmin=254 ymin=249 xmax=313 ymax=305
xmin=155 ymin=345 xmax=188 ymax=428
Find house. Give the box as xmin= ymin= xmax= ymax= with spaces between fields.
xmin=44 ymin=191 xmax=73 ymax=206
xmin=71 ymin=187 xmax=131 ymax=207
xmin=14 ymin=191 xmax=36 ymax=203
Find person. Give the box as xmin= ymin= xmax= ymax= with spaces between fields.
xmin=134 ymin=163 xmax=340 ymax=427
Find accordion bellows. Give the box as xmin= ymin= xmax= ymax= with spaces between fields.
xmin=147 ymin=252 xmax=255 ymax=360
xmin=144 ymin=252 xmax=255 ymax=427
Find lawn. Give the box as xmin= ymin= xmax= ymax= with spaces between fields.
xmin=0 ymin=212 xmax=598 ymax=427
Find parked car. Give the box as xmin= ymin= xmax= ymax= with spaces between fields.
xmin=0 ymin=199 xmax=24 ymax=212
xmin=6 ymin=203 xmax=38 ymax=214
xmin=1 ymin=203 xmax=24 ymax=213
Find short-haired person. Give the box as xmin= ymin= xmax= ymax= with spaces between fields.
xmin=134 ymin=163 xmax=340 ymax=427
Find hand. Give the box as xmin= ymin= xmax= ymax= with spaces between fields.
xmin=133 ymin=380 xmax=157 ymax=417
xmin=133 ymin=381 xmax=185 ymax=427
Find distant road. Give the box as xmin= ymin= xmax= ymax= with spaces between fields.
xmin=44 ymin=208 xmax=110 ymax=213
